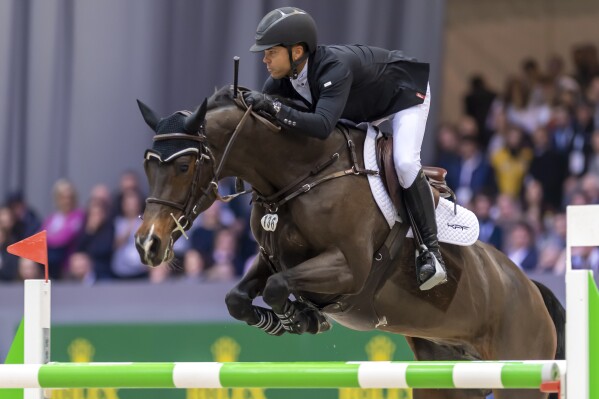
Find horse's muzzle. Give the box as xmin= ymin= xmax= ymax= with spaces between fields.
xmin=135 ymin=232 xmax=164 ymax=266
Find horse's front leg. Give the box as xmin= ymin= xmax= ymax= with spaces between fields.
xmin=263 ymin=246 xmax=363 ymax=335
xmin=225 ymin=254 xmax=286 ymax=336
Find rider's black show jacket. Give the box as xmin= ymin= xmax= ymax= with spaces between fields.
xmin=262 ymin=44 xmax=430 ymax=139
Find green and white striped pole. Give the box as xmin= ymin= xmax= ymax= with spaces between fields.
xmin=0 ymin=361 xmax=560 ymax=390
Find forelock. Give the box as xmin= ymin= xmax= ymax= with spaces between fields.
xmin=156 ymin=113 xmax=187 ymax=135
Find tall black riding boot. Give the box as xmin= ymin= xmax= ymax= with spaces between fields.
xmin=404 ymin=170 xmax=447 ymax=290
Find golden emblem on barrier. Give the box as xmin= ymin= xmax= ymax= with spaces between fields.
xmin=366 ymin=336 xmax=397 ymax=361
xmin=187 ymin=337 xmax=266 ymax=399
xmin=51 ymin=338 xmax=119 ymax=399
xmin=211 ymin=337 xmax=241 ymax=363
xmin=339 ymin=336 xmax=412 ymax=399
xmin=68 ymin=338 xmax=95 ymax=363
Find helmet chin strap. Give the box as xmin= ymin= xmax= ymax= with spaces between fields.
xmin=287 ymin=47 xmax=309 ymax=79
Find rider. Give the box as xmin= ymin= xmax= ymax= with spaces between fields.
xmin=243 ymin=7 xmax=446 ymax=290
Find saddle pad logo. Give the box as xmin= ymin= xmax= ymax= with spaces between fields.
xmin=261 ymin=214 xmax=279 ymax=232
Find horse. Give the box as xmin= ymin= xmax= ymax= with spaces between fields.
xmin=134 ymin=86 xmax=564 ymax=399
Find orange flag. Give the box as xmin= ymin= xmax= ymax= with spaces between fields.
xmin=7 ymin=230 xmax=48 ymax=280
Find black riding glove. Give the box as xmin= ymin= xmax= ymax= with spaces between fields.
xmin=243 ymin=91 xmax=280 ymax=116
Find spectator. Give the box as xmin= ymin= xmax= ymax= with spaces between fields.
xmin=111 ymin=189 xmax=147 ymax=280
xmin=568 ymin=189 xmax=590 ymax=207
xmin=536 ymin=243 xmax=563 ymax=274
xmin=181 ymin=250 xmax=204 ymax=283
xmin=522 ymin=178 xmax=546 ymax=234
xmin=586 ymin=130 xmax=599 ymax=176
xmin=546 ymin=54 xmax=579 ymax=102
xmin=187 ymin=202 xmax=234 ymax=270
xmin=149 ymin=264 xmax=172 ymax=284
xmin=18 ymin=258 xmax=44 ymax=280
xmin=502 ymin=74 xmax=551 ymax=135
xmin=4 ymin=191 xmax=41 ymax=239
xmin=580 ymin=173 xmax=599 ymax=204
xmin=572 ymin=44 xmax=599 ymax=90
xmin=65 ymin=252 xmax=96 ymax=285
xmin=434 ymin=123 xmax=461 ymax=175
xmin=463 ymin=74 xmax=496 ymax=149
xmin=528 ymin=126 xmax=569 ymax=211
xmin=537 ymin=212 xmax=567 ymax=275
xmin=89 ymin=184 xmax=113 ymax=216
xmin=570 ymin=245 xmax=599 ymax=273
xmin=566 ymin=102 xmax=595 ymax=177
xmin=490 ymin=125 xmax=533 ymax=198
xmin=486 ymin=107 xmax=510 ymax=156
xmin=0 ymin=206 xmax=18 ymax=241
xmin=75 ymin=197 xmax=115 ymax=280
xmin=456 ymin=115 xmax=480 ymax=144
xmin=521 ymin=58 xmax=545 ymax=107
xmin=42 ymin=179 xmax=85 ymax=279
xmin=450 ymin=134 xmax=496 ymax=206
xmin=112 ymin=170 xmax=144 ymax=218
xmin=494 ymin=193 xmax=522 ymax=233
xmin=204 ymin=228 xmax=237 ymax=282
xmin=550 ymin=105 xmax=575 ymax=155
xmin=505 ymin=221 xmax=538 ymax=272
xmin=0 ymin=225 xmax=19 ymax=282
xmin=585 ymin=76 xmax=599 ymax=129
xmin=471 ymin=191 xmax=503 ymax=250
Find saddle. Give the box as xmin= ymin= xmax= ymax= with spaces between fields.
xmin=375 ymin=134 xmax=456 ymax=221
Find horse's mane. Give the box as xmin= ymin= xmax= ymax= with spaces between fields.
xmin=207 ymin=86 xmax=236 ymax=111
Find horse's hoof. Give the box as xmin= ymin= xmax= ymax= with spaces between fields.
xmin=316 ymin=317 xmax=332 ymax=334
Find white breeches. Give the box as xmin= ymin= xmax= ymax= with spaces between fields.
xmin=390 ymin=83 xmax=431 ymax=188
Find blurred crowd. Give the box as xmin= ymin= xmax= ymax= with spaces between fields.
xmin=0 ymin=172 xmax=257 ymax=285
xmin=2 ymin=43 xmax=599 ymax=285
xmin=437 ymin=43 xmax=599 ymax=275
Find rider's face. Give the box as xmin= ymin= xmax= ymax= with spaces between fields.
xmin=262 ymin=46 xmax=290 ymax=79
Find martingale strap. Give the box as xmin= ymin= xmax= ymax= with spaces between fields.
xmin=254 ymin=124 xmax=378 ymax=212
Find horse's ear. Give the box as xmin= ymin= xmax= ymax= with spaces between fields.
xmin=184 ymin=98 xmax=208 ymax=134
xmin=136 ymin=99 xmax=159 ymax=131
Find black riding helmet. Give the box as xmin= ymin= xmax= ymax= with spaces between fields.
xmin=250 ymin=7 xmax=317 ymax=79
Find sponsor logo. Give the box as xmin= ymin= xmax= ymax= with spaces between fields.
xmin=447 ymin=223 xmax=470 ymax=231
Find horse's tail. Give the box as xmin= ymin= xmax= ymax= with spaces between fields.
xmin=532 ymin=280 xmax=566 ymax=360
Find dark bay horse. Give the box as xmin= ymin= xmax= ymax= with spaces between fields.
xmin=134 ymin=86 xmax=564 ymax=399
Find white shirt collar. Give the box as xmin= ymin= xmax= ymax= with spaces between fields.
xmin=291 ymin=60 xmax=312 ymax=104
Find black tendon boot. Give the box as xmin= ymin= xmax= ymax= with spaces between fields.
xmin=404 ymin=170 xmax=447 ymax=290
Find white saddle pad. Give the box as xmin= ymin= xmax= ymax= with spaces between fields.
xmin=363 ymin=124 xmax=479 ymax=246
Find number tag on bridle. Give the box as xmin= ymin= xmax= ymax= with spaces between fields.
xmin=261 ymin=213 xmax=279 ymax=232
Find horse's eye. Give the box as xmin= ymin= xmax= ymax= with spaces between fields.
xmin=179 ymin=164 xmax=189 ymax=173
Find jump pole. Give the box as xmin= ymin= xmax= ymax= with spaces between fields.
xmin=0 ymin=360 xmax=560 ymax=390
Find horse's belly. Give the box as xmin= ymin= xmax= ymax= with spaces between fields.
xmin=320 ymin=297 xmax=381 ymax=332
xmin=325 ymin=311 xmax=378 ymax=332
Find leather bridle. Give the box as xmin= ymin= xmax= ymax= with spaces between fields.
xmin=144 ymin=106 xmax=254 ymax=240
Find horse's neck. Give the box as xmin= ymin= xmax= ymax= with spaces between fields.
xmin=209 ymin=111 xmax=347 ymax=196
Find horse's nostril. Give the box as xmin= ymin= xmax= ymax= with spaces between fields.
xmin=136 ymin=233 xmax=162 ymax=265
xmin=149 ymin=234 xmax=161 ymax=256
